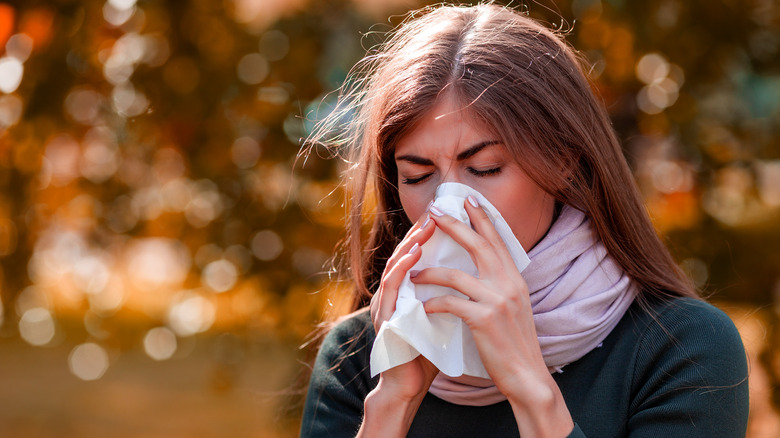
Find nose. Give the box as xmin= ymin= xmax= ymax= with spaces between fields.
xmin=440 ymin=165 xmax=461 ymax=185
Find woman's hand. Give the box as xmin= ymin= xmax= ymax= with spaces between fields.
xmin=358 ymin=211 xmax=439 ymax=437
xmin=418 ymin=198 xmax=574 ymax=437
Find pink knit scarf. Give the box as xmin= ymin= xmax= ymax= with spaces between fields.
xmin=427 ymin=205 xmax=636 ymax=406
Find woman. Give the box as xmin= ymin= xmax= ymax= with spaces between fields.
xmin=300 ymin=4 xmax=749 ymax=437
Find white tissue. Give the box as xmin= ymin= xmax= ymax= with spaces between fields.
xmin=370 ymin=182 xmax=531 ymax=378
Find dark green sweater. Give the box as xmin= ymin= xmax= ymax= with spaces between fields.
xmin=301 ymin=297 xmax=749 ymax=437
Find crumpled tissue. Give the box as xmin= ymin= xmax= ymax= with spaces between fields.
xmin=370 ymin=182 xmax=531 ymax=378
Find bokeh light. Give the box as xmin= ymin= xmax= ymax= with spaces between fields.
xmin=6 ymin=33 xmax=33 ymax=61
xmin=112 ymin=83 xmax=149 ymax=117
xmin=19 ymin=307 xmax=55 ymax=346
xmin=167 ymin=291 xmax=216 ymax=336
xmin=259 ymin=30 xmax=289 ymax=61
xmin=251 ymin=230 xmax=283 ymax=261
xmin=756 ymin=160 xmax=780 ymax=207
xmin=68 ymin=342 xmax=110 ymax=381
xmin=103 ymin=0 xmax=137 ymax=27
xmin=143 ymin=326 xmax=178 ymax=360
xmin=87 ymin=280 xmax=125 ymax=316
xmin=635 ymin=53 xmax=682 ymax=114
xmin=0 ymin=56 xmax=23 ymax=93
xmin=636 ymin=53 xmax=669 ymax=85
xmin=237 ymin=53 xmax=269 ymax=84
xmin=64 ymin=87 xmax=103 ymax=125
xmin=680 ymin=258 xmax=709 ymax=290
xmin=0 ymin=93 xmax=23 ymax=128
xmin=126 ymin=238 xmax=191 ymax=289
xmin=231 ymin=136 xmax=262 ymax=169
xmin=202 ymin=259 xmax=238 ymax=293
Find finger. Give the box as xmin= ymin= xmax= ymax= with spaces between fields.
xmin=411 ymin=266 xmax=488 ymax=302
xmin=372 ymin=212 xmax=435 ymax=324
xmin=428 ymin=206 xmax=502 ymax=275
xmin=423 ymin=294 xmax=483 ymax=324
xmin=371 ymin=242 xmax=425 ymax=330
xmin=385 ymin=211 xmax=434 ymax=269
xmin=384 ymin=248 xmax=423 ymax=300
xmin=402 ymin=208 xmax=433 ymax=243
xmin=463 ymin=197 xmax=516 ymax=269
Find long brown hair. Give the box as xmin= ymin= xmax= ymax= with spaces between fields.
xmin=305 ymin=3 xmax=696 ymax=313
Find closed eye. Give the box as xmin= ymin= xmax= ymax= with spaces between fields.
xmin=468 ymin=167 xmax=502 ymax=177
xmin=401 ymin=173 xmax=433 ymax=185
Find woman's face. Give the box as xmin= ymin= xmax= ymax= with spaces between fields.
xmin=394 ymin=93 xmax=556 ymax=251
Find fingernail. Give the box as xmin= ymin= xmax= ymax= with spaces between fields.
xmin=429 ymin=205 xmax=444 ymax=216
xmin=410 ymin=270 xmax=420 ymax=278
xmin=467 ymin=195 xmax=479 ymax=208
xmin=426 ymin=200 xmax=434 ymax=211
xmin=408 ymin=243 xmax=419 ymax=254
xmin=421 ymin=216 xmax=431 ymax=229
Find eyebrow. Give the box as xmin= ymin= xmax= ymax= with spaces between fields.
xmin=395 ymin=140 xmax=501 ymax=165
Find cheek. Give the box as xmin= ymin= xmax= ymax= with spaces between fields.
xmin=486 ymin=173 xmax=554 ymax=250
xmin=399 ymin=186 xmax=434 ymax=223
xmin=502 ymin=191 xmax=554 ymax=250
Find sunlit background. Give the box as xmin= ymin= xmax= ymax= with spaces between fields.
xmin=0 ymin=0 xmax=778 ymax=436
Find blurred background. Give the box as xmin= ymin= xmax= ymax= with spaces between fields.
xmin=0 ymin=0 xmax=777 ymax=436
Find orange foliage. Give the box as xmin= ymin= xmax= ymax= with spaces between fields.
xmin=19 ymin=7 xmax=54 ymax=50
xmin=646 ymin=190 xmax=701 ymax=233
xmin=0 ymin=3 xmax=13 ymax=49
xmin=604 ymin=26 xmax=635 ymax=82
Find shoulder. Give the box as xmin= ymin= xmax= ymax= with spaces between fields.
xmin=554 ymin=296 xmax=748 ymax=436
xmin=584 ymin=295 xmax=748 ymax=390
xmin=313 ymin=307 xmax=376 ymax=380
xmin=626 ymin=296 xmax=749 ymax=411
xmin=615 ymin=296 xmax=750 ymax=436
xmin=630 ymin=296 xmax=745 ymax=358
xmin=332 ymin=307 xmax=374 ymax=337
xmin=319 ymin=308 xmax=374 ymax=358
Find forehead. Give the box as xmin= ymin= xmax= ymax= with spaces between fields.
xmin=393 ymin=95 xmax=497 ymax=157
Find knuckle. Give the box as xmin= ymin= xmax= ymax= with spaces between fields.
xmin=469 ymin=309 xmax=491 ymax=328
xmin=381 ymin=260 xmax=395 ymax=277
xmin=494 ymin=295 xmax=514 ymax=314
xmin=423 ymin=297 xmax=442 ymax=315
xmin=489 ymin=235 xmax=505 ymax=249
xmin=474 ymin=235 xmax=493 ymax=253
xmin=434 ymin=296 xmax=451 ymax=311
xmin=509 ymin=292 xmax=523 ymax=308
xmin=444 ymin=269 xmax=461 ymax=284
